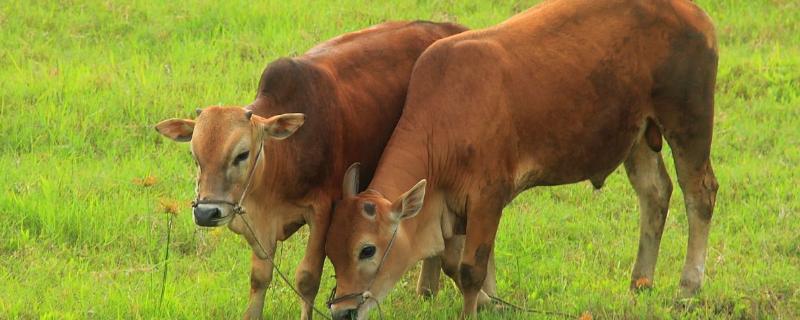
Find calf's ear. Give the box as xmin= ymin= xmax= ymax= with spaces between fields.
xmin=343 ymin=163 xmax=361 ymax=198
xmin=390 ymin=180 xmax=427 ymax=222
xmin=255 ymin=113 xmax=306 ymax=140
xmin=155 ymin=119 xmax=195 ymax=142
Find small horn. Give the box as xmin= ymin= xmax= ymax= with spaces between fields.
xmin=195 ymin=108 xmax=203 ymax=116
xmin=245 ymin=111 xmax=253 ymax=120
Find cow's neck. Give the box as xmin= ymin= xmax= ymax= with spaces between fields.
xmin=368 ymin=190 xmax=448 ymax=301
xmin=368 ymin=123 xmax=430 ymax=201
xmin=239 ymin=86 xmax=336 ymax=241
xmin=239 ymin=147 xmax=314 ymax=243
xmin=368 ymin=123 xmax=448 ymax=289
xmin=246 ymin=74 xmax=337 ymax=204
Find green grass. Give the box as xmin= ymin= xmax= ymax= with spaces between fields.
xmin=1 ymin=0 xmax=798 ymax=318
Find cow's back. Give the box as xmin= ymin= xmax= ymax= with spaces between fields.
xmin=396 ymin=0 xmax=715 ymax=193
xmin=252 ymin=21 xmax=466 ymax=198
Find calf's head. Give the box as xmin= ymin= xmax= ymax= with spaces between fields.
xmin=155 ymin=106 xmax=304 ymax=227
xmin=325 ymin=164 xmax=426 ymax=319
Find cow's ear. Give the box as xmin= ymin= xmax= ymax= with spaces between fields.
xmin=390 ymin=180 xmax=427 ymax=222
xmin=343 ymin=163 xmax=361 ymax=198
xmin=254 ymin=113 xmax=305 ymax=140
xmin=155 ymin=119 xmax=195 ymax=142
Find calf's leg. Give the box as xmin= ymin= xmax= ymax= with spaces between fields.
xmin=244 ymin=254 xmax=273 ymax=320
xmin=624 ymin=138 xmax=673 ymax=290
xmin=295 ymin=211 xmax=330 ymax=320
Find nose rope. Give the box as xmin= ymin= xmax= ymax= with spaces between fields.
xmin=191 ymin=141 xmax=332 ymax=320
xmin=190 ymin=140 xmax=262 ymax=213
xmin=326 ymin=225 xmax=399 ymax=320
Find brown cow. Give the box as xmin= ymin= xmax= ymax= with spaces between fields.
xmin=154 ymin=21 xmax=467 ymax=319
xmin=325 ymin=0 xmax=719 ymax=318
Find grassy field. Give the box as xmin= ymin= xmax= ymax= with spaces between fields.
xmin=1 ymin=0 xmax=798 ymax=318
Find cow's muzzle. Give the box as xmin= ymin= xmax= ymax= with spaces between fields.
xmin=192 ymin=202 xmax=233 ymax=227
xmin=331 ymin=307 xmax=359 ymax=320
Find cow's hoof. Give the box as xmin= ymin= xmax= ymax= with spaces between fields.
xmin=630 ymin=277 xmax=654 ymax=292
xmin=243 ymin=311 xmax=263 ymax=320
xmin=417 ymin=287 xmax=435 ymax=299
xmin=679 ymin=280 xmax=701 ymax=298
xmin=679 ymin=270 xmax=703 ymax=298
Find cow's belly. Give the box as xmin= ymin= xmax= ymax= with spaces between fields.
xmin=514 ymin=104 xmax=645 ymax=188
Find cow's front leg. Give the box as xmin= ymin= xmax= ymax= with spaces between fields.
xmin=244 ymin=253 xmax=273 ymax=320
xmin=439 ymin=235 xmax=497 ymax=309
xmin=458 ymin=202 xmax=503 ymax=319
xmin=236 ymin=214 xmax=278 ymax=320
xmin=294 ymin=206 xmax=329 ymax=320
xmin=482 ymin=249 xmax=498 ymax=300
xmin=416 ymin=256 xmax=442 ymax=298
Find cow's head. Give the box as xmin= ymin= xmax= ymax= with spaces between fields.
xmin=155 ymin=107 xmax=304 ymax=227
xmin=325 ymin=164 xmax=426 ymax=320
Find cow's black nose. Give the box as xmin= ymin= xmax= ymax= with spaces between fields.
xmin=193 ymin=206 xmax=221 ymax=226
xmin=331 ymin=308 xmax=358 ymax=320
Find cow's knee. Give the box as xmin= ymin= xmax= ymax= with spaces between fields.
xmin=250 ymin=262 xmax=272 ymax=292
xmin=459 ymin=263 xmax=486 ymax=294
xmin=296 ymin=270 xmax=319 ymax=298
xmin=699 ymin=167 xmax=719 ymax=220
xmin=250 ymin=271 xmax=269 ymax=292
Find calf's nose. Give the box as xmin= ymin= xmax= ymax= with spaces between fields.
xmin=193 ymin=206 xmax=221 ymax=226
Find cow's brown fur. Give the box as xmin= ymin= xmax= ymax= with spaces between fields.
xmin=325 ymin=0 xmax=719 ymax=318
xmin=155 ymin=21 xmax=466 ymax=320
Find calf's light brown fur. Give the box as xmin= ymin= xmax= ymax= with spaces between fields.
xmin=155 ymin=21 xmax=467 ymax=320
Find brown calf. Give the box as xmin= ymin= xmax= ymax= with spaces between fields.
xmin=155 ymin=21 xmax=466 ymax=319
xmin=325 ymin=0 xmax=719 ymax=318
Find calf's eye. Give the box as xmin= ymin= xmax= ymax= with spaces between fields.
xmin=359 ymin=245 xmax=376 ymax=260
xmin=233 ymin=151 xmax=249 ymax=165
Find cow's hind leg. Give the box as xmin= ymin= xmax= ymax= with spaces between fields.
xmin=244 ymin=254 xmax=273 ymax=320
xmin=651 ymin=20 xmax=719 ymax=296
xmin=656 ymin=47 xmax=719 ymax=296
xmin=657 ymin=91 xmax=718 ymax=296
xmin=624 ymin=137 xmax=673 ymax=290
xmin=668 ymin=137 xmax=718 ymax=297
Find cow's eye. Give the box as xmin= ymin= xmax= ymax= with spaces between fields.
xmin=233 ymin=151 xmax=249 ymax=165
xmin=359 ymin=245 xmax=376 ymax=260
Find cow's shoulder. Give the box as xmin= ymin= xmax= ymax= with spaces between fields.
xmin=308 ymin=21 xmax=466 ymax=56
